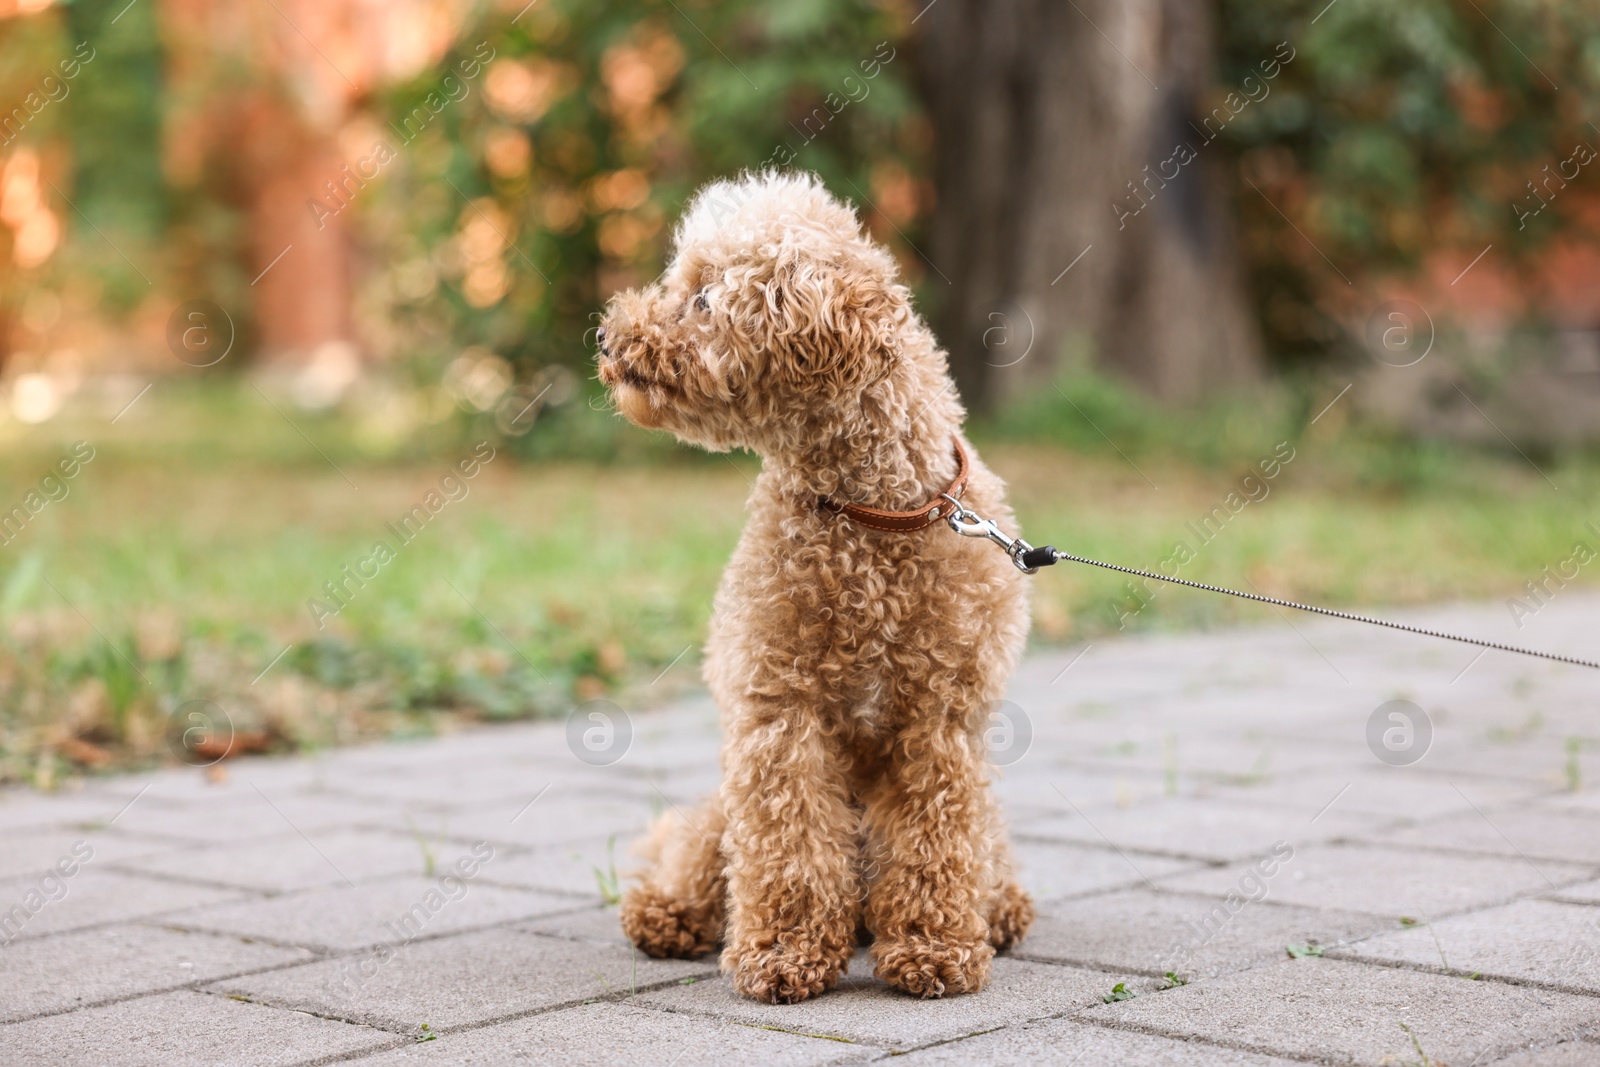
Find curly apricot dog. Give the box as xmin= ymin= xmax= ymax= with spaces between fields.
xmin=599 ymin=171 xmax=1033 ymax=1003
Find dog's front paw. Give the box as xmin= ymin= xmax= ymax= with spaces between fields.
xmin=987 ymin=882 xmax=1035 ymax=951
xmin=724 ymin=940 xmax=848 ymax=1004
xmin=620 ymin=886 xmax=721 ymax=959
xmin=874 ymin=936 xmax=994 ymax=998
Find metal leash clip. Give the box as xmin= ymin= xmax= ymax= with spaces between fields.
xmin=939 ymin=494 xmax=1056 ymax=574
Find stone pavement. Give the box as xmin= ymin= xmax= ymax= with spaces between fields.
xmin=3 ymin=595 xmax=1599 ymax=1065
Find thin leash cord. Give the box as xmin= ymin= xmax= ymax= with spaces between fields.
xmin=1047 ymin=549 xmax=1600 ymax=672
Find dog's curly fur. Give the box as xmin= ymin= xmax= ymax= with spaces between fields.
xmin=599 ymin=171 xmax=1034 ymax=1003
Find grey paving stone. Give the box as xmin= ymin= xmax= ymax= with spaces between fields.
xmin=1159 ymin=842 xmax=1594 ymax=920
xmin=1546 ymin=878 xmax=1600 ymax=905
xmin=1545 ymin=789 xmax=1600 ymax=817
xmin=1014 ymin=795 xmax=1380 ymax=863
xmin=1372 ymin=802 xmax=1600 ymax=867
xmin=416 ymin=789 xmax=660 ymax=853
xmin=1487 ymin=1039 xmax=1600 ymax=1066
xmin=81 ymin=760 xmax=337 ymax=805
xmin=474 ymin=840 xmax=622 ymax=899
xmin=1082 ymin=957 xmax=1600 ymax=1065
xmin=113 ymin=829 xmax=444 ymax=893
xmin=1015 ymin=887 xmax=1383 ymax=980
xmin=0 ymin=922 xmax=312 ymax=1022
xmin=334 ymin=1001 xmax=869 ymax=1066
xmin=1199 ymin=767 xmax=1550 ymax=823
xmin=631 ymin=767 xmax=724 ymax=806
xmin=0 ymin=867 xmax=247 ymax=942
xmin=1047 ymin=731 xmax=1338 ymax=783
xmin=989 ymin=765 xmax=1174 ymax=814
xmin=0 ymin=827 xmax=172 ymax=880
xmin=5 ymin=600 xmax=1599 ymax=1065
xmin=105 ymin=789 xmax=415 ymax=846
xmin=177 ymin=876 xmax=580 ymax=953
xmin=893 ymin=1016 xmax=1306 ymax=1065
xmin=208 ymin=927 xmax=716 ymax=1035
xmin=638 ymin=950 xmax=1109 ymax=1051
xmin=520 ymin=903 xmax=635 ymax=945
xmin=316 ymin=721 xmax=568 ymax=773
xmin=1012 ymin=839 xmax=1202 ymax=902
xmin=1411 ymin=736 xmax=1586 ymax=785
xmin=326 ymin=764 xmax=587 ymax=810
xmin=1335 ymin=898 xmax=1600 ymax=994
xmin=0 ymin=788 xmax=145 ymax=833
xmin=0 ymin=989 xmax=395 ymax=1066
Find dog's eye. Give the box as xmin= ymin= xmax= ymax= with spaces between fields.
xmin=693 ymin=290 xmax=709 ymax=313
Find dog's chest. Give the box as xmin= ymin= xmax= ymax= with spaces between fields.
xmin=712 ymin=513 xmax=1013 ymax=702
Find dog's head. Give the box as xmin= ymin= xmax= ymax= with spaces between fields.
xmin=597 ymin=171 xmax=907 ymax=452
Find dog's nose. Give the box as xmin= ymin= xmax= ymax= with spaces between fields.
xmin=595 ymin=326 xmax=609 ymax=357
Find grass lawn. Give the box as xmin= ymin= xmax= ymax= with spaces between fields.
xmin=1 ymin=375 xmax=1595 ymax=785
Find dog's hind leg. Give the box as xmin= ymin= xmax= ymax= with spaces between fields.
xmin=619 ymin=796 xmax=727 ymax=959
xmin=982 ymin=805 xmax=1035 ymax=951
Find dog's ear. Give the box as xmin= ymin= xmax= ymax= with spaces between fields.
xmin=763 ymin=249 xmax=900 ymax=395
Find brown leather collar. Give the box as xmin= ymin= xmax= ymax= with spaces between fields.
xmin=817 ymin=438 xmax=969 ymax=532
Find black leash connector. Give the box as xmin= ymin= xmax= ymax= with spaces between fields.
xmin=1019 ymin=545 xmax=1060 ymax=571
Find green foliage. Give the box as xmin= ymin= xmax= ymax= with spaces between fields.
xmin=1218 ymin=0 xmax=1600 ymax=364
xmin=61 ymin=0 xmax=167 ymax=245
xmin=365 ymin=0 xmax=919 ymax=389
xmin=1103 ymin=981 xmax=1138 ymax=1002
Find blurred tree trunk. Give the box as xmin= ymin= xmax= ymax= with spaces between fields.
xmin=160 ymin=0 xmax=468 ymax=378
xmin=237 ymin=95 xmax=354 ymax=366
xmin=920 ymin=0 xmax=1261 ymax=411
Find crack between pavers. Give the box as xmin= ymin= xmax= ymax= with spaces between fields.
xmin=1332 ymin=832 xmax=1600 ymax=871
xmin=1067 ymin=1007 xmax=1340 ymax=1066
xmin=469 ymin=874 xmax=608 ymax=899
xmin=733 ymin=1021 xmax=860 ymax=1043
xmin=163 ymin=899 xmax=606 ymax=957
xmin=1019 ymin=870 xmax=1225 ymax=908
xmin=194 ymin=952 xmax=719 ymax=1044
xmin=281 ymin=1034 xmax=416 ymax=1067
xmin=194 ymin=987 xmax=421 ymax=1036
xmin=617 ymin=997 xmax=904 ymax=1056
xmin=0 ymin=890 xmax=273 ymax=948
xmin=94 ymin=859 xmax=350 ymax=898
xmin=1011 ymin=831 xmax=1284 ymax=868
xmin=1073 ymin=956 xmax=1600 ymax=1066
xmin=0 ymin=952 xmax=334 ymax=1026
xmin=1004 ymin=951 xmax=1160 ymax=979
xmin=1320 ymin=948 xmax=1600 ymax=1002
xmin=0 ymin=870 xmax=601 ymax=953
xmin=184 ymin=989 xmax=417 ymax=1067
